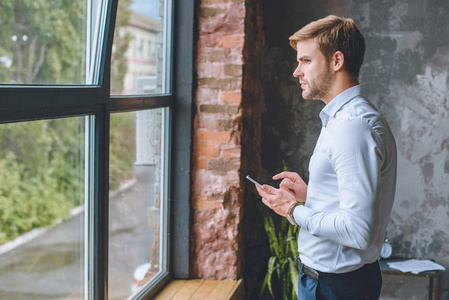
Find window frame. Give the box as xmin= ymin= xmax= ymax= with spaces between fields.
xmin=0 ymin=0 xmax=194 ymax=298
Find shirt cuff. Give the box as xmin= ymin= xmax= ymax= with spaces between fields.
xmin=293 ymin=204 xmax=313 ymax=227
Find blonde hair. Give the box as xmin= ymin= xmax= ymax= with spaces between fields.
xmin=289 ymin=15 xmax=365 ymax=78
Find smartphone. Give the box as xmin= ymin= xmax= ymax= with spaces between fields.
xmin=246 ymin=175 xmax=263 ymax=188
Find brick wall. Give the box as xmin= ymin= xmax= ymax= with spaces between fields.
xmin=191 ymin=0 xmax=263 ymax=281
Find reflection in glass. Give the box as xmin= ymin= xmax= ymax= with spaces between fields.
xmin=0 ymin=117 xmax=85 ymax=299
xmin=0 ymin=0 xmax=89 ymax=85
xmin=111 ymin=0 xmax=170 ymax=95
xmin=109 ymin=108 xmax=167 ymax=299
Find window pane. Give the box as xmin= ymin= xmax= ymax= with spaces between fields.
xmin=0 ymin=117 xmax=86 ymax=299
xmin=111 ymin=0 xmax=172 ymax=95
xmin=109 ymin=108 xmax=168 ymax=299
xmin=0 ymin=0 xmax=106 ymax=85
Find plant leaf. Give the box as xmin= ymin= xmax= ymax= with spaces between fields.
xmin=266 ymin=256 xmax=278 ymax=297
xmin=261 ymin=207 xmax=281 ymax=257
xmin=288 ymin=257 xmax=299 ymax=298
xmin=259 ymin=268 xmax=269 ymax=299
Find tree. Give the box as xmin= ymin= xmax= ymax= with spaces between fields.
xmin=0 ymin=0 xmax=131 ymax=86
xmin=111 ymin=0 xmax=132 ymax=94
xmin=0 ymin=118 xmax=84 ymax=245
xmin=0 ymin=0 xmax=85 ymax=84
xmin=0 ymin=0 xmax=133 ymax=245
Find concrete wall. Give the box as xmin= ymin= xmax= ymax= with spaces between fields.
xmin=260 ymin=0 xmax=449 ymax=298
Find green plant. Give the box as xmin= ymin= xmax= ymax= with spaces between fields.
xmin=259 ymin=206 xmax=300 ymax=299
xmin=0 ymin=120 xmax=82 ymax=245
xmin=259 ymin=159 xmax=304 ymax=299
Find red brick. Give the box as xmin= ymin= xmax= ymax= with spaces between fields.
xmin=191 ymin=0 xmax=263 ymax=282
xmin=192 ymin=170 xmax=230 ymax=197
xmin=208 ymin=157 xmax=241 ymax=173
xmin=194 ymin=157 xmax=209 ymax=170
xmin=195 ymin=143 xmax=220 ymax=157
xmin=224 ymin=2 xmax=246 ymax=20
xmin=197 ymin=33 xmax=219 ymax=48
xmin=220 ymin=91 xmax=242 ymax=103
xmin=218 ymin=35 xmax=244 ymax=48
xmin=197 ymin=47 xmax=243 ymax=64
xmin=198 ymin=77 xmax=242 ymax=90
xmin=199 ymin=18 xmax=244 ymax=35
xmin=197 ymin=114 xmax=219 ymax=130
xmin=193 ymin=196 xmax=223 ymax=211
xmin=197 ymin=62 xmax=224 ymax=78
xmin=198 ymin=131 xmax=232 ymax=143
xmin=196 ymin=87 xmax=220 ymax=105
xmin=221 ymin=147 xmax=241 ymax=158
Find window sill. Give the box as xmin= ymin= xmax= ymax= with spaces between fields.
xmin=154 ymin=279 xmax=244 ymax=300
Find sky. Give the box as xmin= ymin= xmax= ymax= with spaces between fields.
xmin=130 ymin=0 xmax=161 ymax=20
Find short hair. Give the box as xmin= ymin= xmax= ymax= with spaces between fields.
xmin=289 ymin=15 xmax=366 ymax=78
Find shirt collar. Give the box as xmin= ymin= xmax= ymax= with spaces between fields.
xmin=319 ymin=85 xmax=361 ymax=127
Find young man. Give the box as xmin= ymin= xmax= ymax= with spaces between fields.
xmin=255 ymin=15 xmax=397 ymax=299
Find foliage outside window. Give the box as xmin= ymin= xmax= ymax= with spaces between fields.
xmin=0 ymin=0 xmax=87 ymax=84
xmin=0 ymin=119 xmax=84 ymax=245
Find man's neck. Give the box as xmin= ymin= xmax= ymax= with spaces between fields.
xmin=322 ymin=75 xmax=359 ymax=105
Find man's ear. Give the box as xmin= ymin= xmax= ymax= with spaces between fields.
xmin=332 ymin=51 xmax=344 ymax=71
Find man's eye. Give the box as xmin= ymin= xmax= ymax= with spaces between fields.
xmin=305 ymin=59 xmax=311 ymax=63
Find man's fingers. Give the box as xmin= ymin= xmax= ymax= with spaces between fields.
xmin=256 ymin=184 xmax=274 ymax=199
xmin=261 ymin=184 xmax=277 ymax=194
xmin=273 ymin=171 xmax=300 ymax=182
xmin=279 ymin=178 xmax=292 ymax=189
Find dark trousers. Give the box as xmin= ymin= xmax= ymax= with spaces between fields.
xmin=298 ymin=260 xmax=382 ymax=300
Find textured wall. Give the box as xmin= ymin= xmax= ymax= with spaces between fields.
xmin=191 ymin=0 xmax=264 ymax=284
xmin=261 ymin=0 xmax=449 ymax=298
xmin=193 ymin=0 xmax=246 ymax=280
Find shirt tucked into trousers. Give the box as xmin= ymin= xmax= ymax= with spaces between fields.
xmin=293 ymin=85 xmax=397 ymax=299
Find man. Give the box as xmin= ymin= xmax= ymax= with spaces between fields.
xmin=255 ymin=15 xmax=397 ymax=299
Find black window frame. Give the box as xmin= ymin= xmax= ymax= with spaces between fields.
xmin=0 ymin=0 xmax=194 ymax=298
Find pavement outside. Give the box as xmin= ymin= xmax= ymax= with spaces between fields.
xmin=0 ymin=169 xmax=158 ymax=300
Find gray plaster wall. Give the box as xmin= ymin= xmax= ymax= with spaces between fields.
xmin=260 ymin=0 xmax=449 ymax=298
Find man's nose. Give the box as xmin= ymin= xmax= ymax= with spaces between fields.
xmin=293 ymin=66 xmax=302 ymax=78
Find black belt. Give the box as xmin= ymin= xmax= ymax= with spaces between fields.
xmin=296 ymin=255 xmax=319 ymax=280
xmin=296 ymin=256 xmax=379 ymax=282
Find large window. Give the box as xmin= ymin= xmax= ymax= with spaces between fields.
xmin=0 ymin=0 xmax=193 ymax=298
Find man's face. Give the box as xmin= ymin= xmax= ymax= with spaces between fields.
xmin=293 ymin=39 xmax=333 ymax=101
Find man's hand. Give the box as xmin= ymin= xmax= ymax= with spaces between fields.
xmin=255 ymin=184 xmax=297 ymax=217
xmin=273 ymin=171 xmax=307 ymax=203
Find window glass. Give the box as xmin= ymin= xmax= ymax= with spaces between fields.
xmin=0 ymin=0 xmax=93 ymax=85
xmin=111 ymin=0 xmax=171 ymax=95
xmin=109 ymin=108 xmax=169 ymax=299
xmin=0 ymin=117 xmax=86 ymax=299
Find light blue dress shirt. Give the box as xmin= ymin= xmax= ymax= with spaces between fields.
xmin=293 ymin=85 xmax=397 ymax=273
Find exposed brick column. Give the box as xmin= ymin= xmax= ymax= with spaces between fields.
xmin=191 ymin=0 xmax=247 ymax=280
